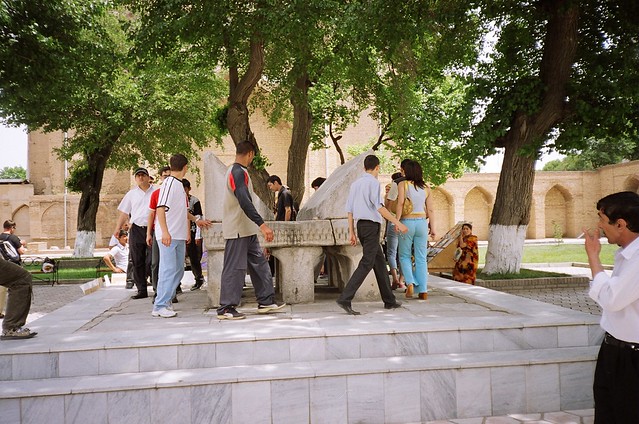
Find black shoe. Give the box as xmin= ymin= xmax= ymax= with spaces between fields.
xmin=190 ymin=282 xmax=203 ymax=291
xmin=336 ymin=301 xmax=360 ymax=315
xmin=131 ymin=293 xmax=148 ymax=299
xmin=176 ymin=286 xmax=183 ymax=294
xmin=384 ymin=302 xmax=402 ymax=310
xmin=172 ymin=296 xmax=178 ymax=303
xmin=125 ymin=282 xmax=134 ymax=289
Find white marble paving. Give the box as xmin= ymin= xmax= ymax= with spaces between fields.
xmin=456 ymin=368 xmax=492 ymax=418
xmin=140 ymin=345 xmax=178 ymax=372
xmin=347 ymin=373 xmax=385 ymax=424
xmin=98 ymin=347 xmax=138 ymax=374
xmin=360 ymin=333 xmax=396 ymax=358
xmin=429 ymin=331 xmax=462 ymax=354
xmin=217 ymin=341 xmax=254 ymax=367
xmin=310 ymin=376 xmax=348 ymax=424
xmin=526 ymin=364 xmax=560 ymax=412
xmin=523 ymin=326 xmax=558 ymax=349
xmin=232 ymin=381 xmax=271 ymax=424
xmin=326 ymin=335 xmax=360 ymax=360
xmin=64 ymin=392 xmax=108 ymax=424
xmin=421 ymin=369 xmax=457 ymax=422
xmin=13 ymin=352 xmax=58 ymax=380
xmin=558 ymin=325 xmax=589 ymax=348
xmin=271 ymin=378 xmax=310 ymax=423
xmin=559 ymin=362 xmax=596 ymax=410
xmin=191 ymin=384 xmax=232 ymax=424
xmin=0 ymin=354 xmax=11 ymax=381
xmin=254 ymin=339 xmax=290 ymax=364
xmin=491 ymin=366 xmax=526 ymax=416
xmin=150 ymin=387 xmax=191 ymax=423
xmin=178 ymin=343 xmax=216 ymax=369
xmin=290 ymin=336 xmax=325 ymax=362
xmin=0 ymin=398 xmax=20 ymax=424
xmin=59 ymin=349 xmax=99 ymax=377
xmin=396 ymin=332 xmax=429 ymax=356
xmin=106 ymin=389 xmax=151 ymax=424
xmin=384 ymin=371 xmax=421 ymax=423
xmin=460 ymin=329 xmax=494 ymax=353
xmin=22 ymin=395 xmax=65 ymax=424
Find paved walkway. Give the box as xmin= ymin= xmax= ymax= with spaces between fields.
xmin=6 ymin=264 xmax=599 ymax=424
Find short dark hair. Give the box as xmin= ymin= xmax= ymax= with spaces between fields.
xmin=596 ymin=191 xmax=639 ymax=233
xmin=118 ymin=229 xmax=128 ymax=238
xmin=3 ymin=220 xmax=15 ymax=230
xmin=159 ymin=165 xmax=170 ymax=174
xmin=462 ymin=223 xmax=473 ymax=231
xmin=236 ymin=141 xmax=256 ymax=155
xmin=267 ymin=175 xmax=282 ymax=185
xmin=311 ymin=177 xmax=326 ymax=189
xmin=182 ymin=178 xmax=191 ymax=189
xmin=391 ymin=172 xmax=402 ymax=180
xmin=169 ymin=154 xmax=188 ymax=171
xmin=364 ymin=155 xmax=380 ymax=171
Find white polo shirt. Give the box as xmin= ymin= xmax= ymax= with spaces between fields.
xmin=117 ymin=184 xmax=156 ymax=227
xmin=154 ymin=176 xmax=188 ymax=241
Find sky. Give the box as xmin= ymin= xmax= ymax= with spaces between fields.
xmin=0 ymin=124 xmax=28 ymax=169
xmin=0 ymin=123 xmax=563 ymax=173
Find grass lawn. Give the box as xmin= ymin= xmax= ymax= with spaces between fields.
xmin=477 ymin=243 xmax=617 ymax=266
xmin=477 ymin=268 xmax=572 ymax=280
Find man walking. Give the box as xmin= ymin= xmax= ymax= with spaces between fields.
xmin=152 ymin=154 xmax=189 ymax=318
xmin=217 ymin=141 xmax=285 ymax=320
xmin=114 ymin=167 xmax=156 ymax=299
xmin=336 ymin=155 xmax=408 ymax=315
xmin=584 ymin=191 xmax=639 ymax=423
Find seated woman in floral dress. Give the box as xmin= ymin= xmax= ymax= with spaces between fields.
xmin=453 ymin=223 xmax=479 ymax=285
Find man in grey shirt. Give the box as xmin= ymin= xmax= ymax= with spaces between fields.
xmin=336 ymin=155 xmax=408 ymax=315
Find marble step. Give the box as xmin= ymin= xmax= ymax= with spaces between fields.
xmin=0 ymin=319 xmax=603 ymax=381
xmin=0 ymin=346 xmax=597 ymax=424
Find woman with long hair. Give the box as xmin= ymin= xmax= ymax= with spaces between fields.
xmin=395 ymin=160 xmax=436 ymax=300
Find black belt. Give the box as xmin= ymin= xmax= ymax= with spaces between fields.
xmin=132 ymin=223 xmax=148 ymax=229
xmin=604 ymin=333 xmax=639 ymax=351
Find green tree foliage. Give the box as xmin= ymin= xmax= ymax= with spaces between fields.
xmin=542 ymin=156 xmax=593 ymax=172
xmin=0 ymin=1 xmax=225 ymax=254
xmin=0 ymin=165 xmax=26 ymax=180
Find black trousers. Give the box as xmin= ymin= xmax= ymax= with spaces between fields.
xmin=594 ymin=337 xmax=639 ymax=423
xmin=0 ymin=258 xmax=32 ymax=331
xmin=129 ymin=223 xmax=151 ymax=295
xmin=186 ymin=232 xmax=204 ymax=284
xmin=337 ymin=220 xmax=396 ymax=305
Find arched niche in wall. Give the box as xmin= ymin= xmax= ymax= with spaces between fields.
xmin=463 ymin=187 xmax=493 ymax=240
xmin=623 ymin=175 xmax=639 ymax=194
xmin=12 ymin=204 xmax=30 ymax=241
xmin=544 ymin=185 xmax=574 ymax=238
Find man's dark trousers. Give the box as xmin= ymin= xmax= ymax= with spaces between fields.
xmin=186 ymin=231 xmax=204 ymax=285
xmin=338 ymin=220 xmax=396 ymax=305
xmin=0 ymin=258 xmax=32 ymax=331
xmin=129 ymin=223 xmax=151 ymax=295
xmin=593 ymin=338 xmax=639 ymax=423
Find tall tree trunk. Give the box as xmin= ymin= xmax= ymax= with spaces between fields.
xmin=287 ymin=70 xmax=312 ymax=206
xmin=226 ymin=36 xmax=271 ymax=205
xmin=73 ymin=143 xmax=114 ymax=257
xmin=484 ymin=1 xmax=579 ymax=274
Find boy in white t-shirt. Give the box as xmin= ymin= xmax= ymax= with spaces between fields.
xmin=104 ymin=230 xmax=129 ymax=273
xmin=152 ymin=154 xmax=189 ymax=318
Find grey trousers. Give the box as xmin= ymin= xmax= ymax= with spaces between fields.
xmin=0 ymin=257 xmax=33 ymax=331
xmin=217 ymin=235 xmax=275 ymax=312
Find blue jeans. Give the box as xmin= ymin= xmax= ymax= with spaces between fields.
xmin=154 ymin=239 xmax=186 ymax=310
xmin=385 ymin=222 xmax=399 ymax=270
xmin=398 ymin=218 xmax=429 ymax=294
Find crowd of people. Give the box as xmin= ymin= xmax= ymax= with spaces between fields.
xmin=2 ymin=145 xmax=638 ymax=421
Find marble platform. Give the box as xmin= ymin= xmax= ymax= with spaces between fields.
xmin=0 ymin=275 xmax=601 ymax=424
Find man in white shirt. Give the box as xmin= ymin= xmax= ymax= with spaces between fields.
xmin=584 ymin=191 xmax=639 ymax=423
xmin=152 ymin=154 xmax=189 ymax=318
xmin=104 ymin=230 xmax=129 ymax=273
xmin=114 ymin=168 xmax=156 ymax=299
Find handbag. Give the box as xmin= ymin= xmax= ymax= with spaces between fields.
xmin=454 ymin=247 xmax=463 ymax=262
xmin=402 ymin=181 xmax=414 ymax=215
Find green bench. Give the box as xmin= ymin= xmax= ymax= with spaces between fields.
xmin=21 ymin=257 xmax=59 ymax=286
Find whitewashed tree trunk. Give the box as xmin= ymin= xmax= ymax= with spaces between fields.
xmin=73 ymin=230 xmax=96 ymax=257
xmin=482 ymin=224 xmax=527 ymax=274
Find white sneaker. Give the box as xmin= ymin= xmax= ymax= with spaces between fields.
xmin=152 ymin=307 xmax=177 ymax=318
